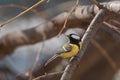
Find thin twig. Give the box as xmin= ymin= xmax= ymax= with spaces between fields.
xmin=91 ymin=0 xmax=103 ymax=9
xmin=0 ymin=4 xmax=47 ymax=19
xmin=32 ymin=71 xmax=63 ymax=80
xmin=57 ymin=0 xmax=79 ymax=36
xmin=0 ymin=0 xmax=46 ymax=27
xmin=110 ymin=19 xmax=120 ymax=26
xmin=60 ymin=9 xmax=107 ymax=80
xmin=29 ymin=44 xmax=44 ymax=80
xmin=103 ymin=21 xmax=120 ymax=34
xmin=91 ymin=39 xmax=118 ymax=71
xmin=29 ymin=32 xmax=46 ymax=80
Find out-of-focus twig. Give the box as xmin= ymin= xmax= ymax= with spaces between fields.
xmin=110 ymin=19 xmax=120 ymax=26
xmin=0 ymin=0 xmax=47 ymax=27
xmin=103 ymin=21 xmax=120 ymax=34
xmin=57 ymin=0 xmax=79 ymax=36
xmin=91 ymin=0 xmax=103 ymax=8
xmin=29 ymin=32 xmax=46 ymax=80
xmin=91 ymin=39 xmax=118 ymax=71
xmin=60 ymin=8 xmax=107 ymax=80
xmin=32 ymin=71 xmax=63 ymax=80
xmin=0 ymin=4 xmax=47 ymax=19
xmin=29 ymin=43 xmax=44 ymax=80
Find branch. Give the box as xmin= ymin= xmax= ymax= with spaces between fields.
xmin=91 ymin=39 xmax=118 ymax=71
xmin=101 ymin=20 xmax=120 ymax=42
xmin=0 ymin=0 xmax=46 ymax=27
xmin=0 ymin=1 xmax=119 ymax=58
xmin=60 ymin=8 xmax=107 ymax=80
xmin=32 ymin=71 xmax=63 ymax=80
xmin=103 ymin=21 xmax=120 ymax=34
xmin=0 ymin=4 xmax=47 ymax=19
xmin=58 ymin=0 xmax=79 ymax=36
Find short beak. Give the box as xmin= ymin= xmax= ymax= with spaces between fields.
xmin=66 ymin=35 xmax=70 ymax=37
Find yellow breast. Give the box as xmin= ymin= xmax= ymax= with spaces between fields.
xmin=60 ymin=44 xmax=79 ymax=58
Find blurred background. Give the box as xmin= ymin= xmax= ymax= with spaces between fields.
xmin=0 ymin=0 xmax=120 ymax=80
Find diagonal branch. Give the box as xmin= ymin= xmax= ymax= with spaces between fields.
xmin=0 ymin=4 xmax=47 ymax=19
xmin=103 ymin=21 xmax=120 ymax=34
xmin=91 ymin=39 xmax=118 ymax=71
xmin=60 ymin=8 xmax=107 ymax=80
xmin=58 ymin=0 xmax=79 ymax=36
xmin=0 ymin=0 xmax=47 ymax=27
xmin=32 ymin=71 xmax=63 ymax=80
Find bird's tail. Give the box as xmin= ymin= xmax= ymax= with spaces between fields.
xmin=44 ymin=54 xmax=59 ymax=66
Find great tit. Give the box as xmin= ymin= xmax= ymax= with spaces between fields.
xmin=45 ymin=33 xmax=82 ymax=66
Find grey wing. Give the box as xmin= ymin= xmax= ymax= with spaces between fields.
xmin=56 ymin=43 xmax=72 ymax=55
xmin=45 ymin=43 xmax=72 ymax=66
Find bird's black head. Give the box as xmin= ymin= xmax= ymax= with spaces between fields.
xmin=67 ymin=33 xmax=81 ymax=44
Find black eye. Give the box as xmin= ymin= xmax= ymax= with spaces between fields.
xmin=71 ymin=35 xmax=80 ymax=40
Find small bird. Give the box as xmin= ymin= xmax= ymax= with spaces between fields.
xmin=45 ymin=33 xmax=82 ymax=66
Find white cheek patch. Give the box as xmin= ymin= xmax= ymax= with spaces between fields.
xmin=63 ymin=46 xmax=67 ymax=51
xmin=71 ymin=35 xmax=80 ymax=40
